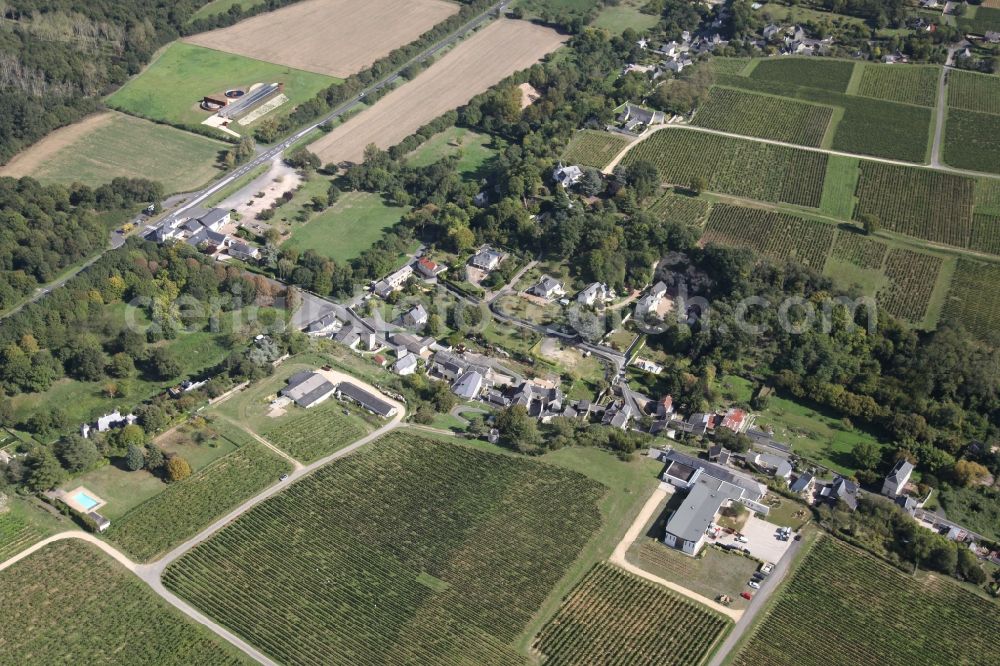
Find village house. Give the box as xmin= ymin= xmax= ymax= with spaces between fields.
xmin=881 ymin=459 xmax=914 ymax=499
xmin=511 ymin=382 xmax=564 ymax=420
xmin=577 ymin=282 xmax=611 ymax=306
xmin=469 ymin=246 xmax=504 ymax=272
xmin=403 ymin=304 xmax=429 ymax=328
xmin=719 ymin=407 xmax=749 ymax=433
xmin=635 ymin=281 xmax=667 ymax=319
xmin=821 ymin=476 xmax=859 ymax=511
xmin=389 ymin=332 xmax=434 ymax=357
xmin=616 ymin=103 xmax=665 ymax=133
xmin=335 ymin=382 xmax=397 ymax=418
xmin=307 ymin=312 xmax=343 ymax=337
xmin=552 ymin=163 xmax=584 ymax=188
xmin=602 ymin=402 xmax=634 ymax=430
xmin=415 ymin=256 xmax=446 ymax=278
xmin=749 ymin=451 xmax=793 ymax=481
xmin=392 ymin=352 xmax=418 ymax=376
xmin=228 ymin=240 xmax=260 ymax=262
xmin=373 ymin=264 xmax=414 ymax=299
xmin=789 ymin=473 xmax=815 ymax=496
xmin=529 ymin=275 xmax=565 ymax=300
xmin=452 ymin=370 xmax=485 ymax=401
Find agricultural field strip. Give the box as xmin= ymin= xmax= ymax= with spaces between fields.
xmin=0 ymin=539 xmax=252 ymax=666
xmin=183 ymin=0 xmax=459 ymax=79
xmin=0 ymin=385 xmax=406 ymax=664
xmin=310 ymin=19 xmax=567 ymax=164
xmin=692 ymin=86 xmax=835 ymax=147
xmin=619 ymin=124 xmax=1000 ymax=182
xmin=161 ymin=435 xmax=605 ymax=665
xmin=730 ymin=537 xmax=1000 ymax=666
xmin=534 ymin=563 xmax=729 ymax=666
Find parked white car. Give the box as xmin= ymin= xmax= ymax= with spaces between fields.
xmin=748 ymin=581 xmax=761 ymax=590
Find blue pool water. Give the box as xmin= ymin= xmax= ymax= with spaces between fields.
xmin=74 ymin=491 xmax=100 ymax=511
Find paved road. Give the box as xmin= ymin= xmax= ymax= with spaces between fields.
xmin=604 ymin=121 xmax=1000 ymax=181
xmin=705 ymin=534 xmax=805 ymax=666
xmin=0 ymin=0 xmax=508 ymax=324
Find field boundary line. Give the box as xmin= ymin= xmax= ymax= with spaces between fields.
xmin=608 ymin=485 xmax=743 ymax=621
xmin=606 ymin=123 xmax=1000 ymax=180
xmin=218 ymin=414 xmax=305 ymax=470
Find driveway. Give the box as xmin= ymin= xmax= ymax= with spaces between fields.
xmin=715 ymin=514 xmax=794 ymax=564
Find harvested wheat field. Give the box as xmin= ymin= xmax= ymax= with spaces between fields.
xmin=311 ymin=19 xmax=566 ymax=165
xmin=184 ymin=0 xmax=458 ymax=78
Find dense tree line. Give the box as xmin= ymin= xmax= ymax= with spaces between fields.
xmin=0 ymin=0 xmax=207 ymax=163
xmin=0 ymin=176 xmax=163 ymax=310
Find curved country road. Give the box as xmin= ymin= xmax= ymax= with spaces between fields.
xmin=0 ymin=385 xmax=406 ymax=666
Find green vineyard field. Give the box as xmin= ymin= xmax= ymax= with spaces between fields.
xmin=970 ymin=214 xmax=1000 ymax=256
xmin=533 ymin=563 xmax=729 ymax=666
xmin=622 ymin=130 xmax=827 ymax=207
xmin=692 ymin=87 xmax=833 ymax=146
xmin=942 ymin=258 xmax=1000 ymax=342
xmin=164 ymin=434 xmax=606 ymax=666
xmin=856 ymin=64 xmax=939 ymax=107
xmin=0 ymin=540 xmax=250 ymax=665
xmin=261 ymin=400 xmax=370 ymax=463
xmin=829 ymin=231 xmax=887 ymax=270
xmin=947 ymin=69 xmax=1000 ymax=115
xmin=944 ymin=109 xmax=1000 ymax=175
xmin=749 ymin=57 xmax=855 ymax=93
xmin=561 ymin=129 xmax=632 ymax=169
xmin=714 ymin=73 xmax=931 ymax=162
xmin=877 ymin=248 xmax=943 ymax=324
xmin=853 ymin=162 xmax=975 ymax=248
xmin=731 ymin=537 xmax=1000 ymax=666
xmin=646 ymin=191 xmax=712 ymax=226
xmin=107 ymin=442 xmax=291 ymax=561
xmin=702 ymin=204 xmax=834 ymax=268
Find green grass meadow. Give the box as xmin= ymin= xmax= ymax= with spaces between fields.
xmin=20 ymin=112 xmax=225 ymax=194
xmin=405 ymin=126 xmax=498 ymax=178
xmin=283 ymin=191 xmax=405 ymax=263
xmin=107 ymin=42 xmax=337 ymax=134
xmin=593 ymin=0 xmax=659 ymax=33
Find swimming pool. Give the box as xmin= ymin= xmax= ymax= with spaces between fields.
xmin=73 ymin=491 xmax=100 ymax=511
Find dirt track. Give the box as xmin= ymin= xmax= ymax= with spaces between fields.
xmin=184 ymin=0 xmax=458 ymax=78
xmin=311 ymin=19 xmax=566 ymax=165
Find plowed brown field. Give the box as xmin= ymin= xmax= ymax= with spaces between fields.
xmin=310 ymin=19 xmax=565 ymax=164
xmin=184 ymin=0 xmax=459 ymax=78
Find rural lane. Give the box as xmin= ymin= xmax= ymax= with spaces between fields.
xmin=0 ymin=382 xmax=406 ymax=666
xmin=704 ymin=534 xmax=805 ymax=666
xmin=603 ymin=122 xmax=1000 ymax=181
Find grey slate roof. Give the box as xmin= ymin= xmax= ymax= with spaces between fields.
xmin=337 ymin=382 xmax=395 ymax=417
xmin=199 ymin=208 xmax=230 ymax=228
xmin=665 ymin=476 xmax=745 ymax=543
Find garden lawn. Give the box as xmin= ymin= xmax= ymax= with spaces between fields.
xmin=819 ymin=154 xmax=860 ymax=219
xmin=405 ymin=126 xmax=497 ymax=178
xmin=937 ymin=484 xmax=1000 ymax=541
xmin=106 ymin=42 xmax=337 ymax=134
xmin=719 ymin=375 xmax=886 ymax=475
xmin=7 ymin=329 xmax=231 ymax=440
xmin=283 ymin=192 xmax=404 ymax=263
xmin=592 ymin=0 xmax=659 ymax=33
xmin=0 ymin=540 xmax=251 ymax=664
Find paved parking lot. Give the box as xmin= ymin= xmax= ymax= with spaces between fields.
xmin=715 ymin=515 xmax=794 ymax=564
